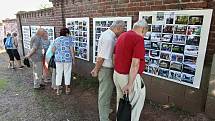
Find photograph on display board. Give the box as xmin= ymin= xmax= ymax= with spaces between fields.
xmin=171 ymin=53 xmax=184 ymax=63
xmin=152 ymin=25 xmax=162 ymax=32
xmin=186 ymin=36 xmax=200 ymax=46
xmin=174 ymin=25 xmax=187 ymax=34
xmin=187 ymin=25 xmax=201 ymax=36
xmin=163 ymin=25 xmax=174 ymax=33
xmin=151 ymin=42 xmax=161 ymax=50
xmin=159 ymin=60 xmax=170 ymax=69
xmin=66 ymin=18 xmax=89 ymax=61
xmin=158 ymin=68 xmax=169 ymax=78
xmin=149 ymin=50 xmax=160 ymax=59
xmin=172 ymin=44 xmax=185 ymax=54
xmin=184 ymin=45 xmax=199 ymax=56
xmin=161 ymin=43 xmax=172 ymax=52
xmin=172 ymin=34 xmax=186 ymax=44
xmin=165 ymin=12 xmax=174 ymax=24
xmin=175 ymin=16 xmax=189 ymax=25
xmin=142 ymin=16 xmax=152 ymax=24
xmin=189 ymin=16 xmax=204 ymax=25
xmin=160 ymin=52 xmax=171 ymax=60
xmin=181 ymin=73 xmax=194 ymax=84
xmin=139 ymin=10 xmax=213 ymax=88
xmin=162 ymin=34 xmax=172 ymax=43
xmin=169 ymin=70 xmax=181 ymax=81
xmin=170 ymin=62 xmax=183 ymax=72
xmin=151 ymin=33 xmax=162 ymax=41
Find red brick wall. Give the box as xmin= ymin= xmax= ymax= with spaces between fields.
xmin=16 ymin=0 xmax=215 ymax=114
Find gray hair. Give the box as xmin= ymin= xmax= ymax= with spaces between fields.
xmin=110 ymin=20 xmax=125 ymax=29
xmin=133 ymin=19 xmax=148 ymax=29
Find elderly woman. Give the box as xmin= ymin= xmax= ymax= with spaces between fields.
xmin=52 ymin=27 xmax=75 ymax=95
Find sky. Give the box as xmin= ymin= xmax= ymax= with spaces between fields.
xmin=0 ymin=0 xmax=53 ymax=21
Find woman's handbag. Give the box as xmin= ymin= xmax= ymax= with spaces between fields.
xmin=48 ymin=55 xmax=56 ymax=69
xmin=117 ymin=94 xmax=131 ymax=121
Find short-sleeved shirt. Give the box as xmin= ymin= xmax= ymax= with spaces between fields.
xmin=97 ymin=29 xmax=116 ymax=68
xmin=53 ymin=36 xmax=74 ymax=63
xmin=30 ymin=35 xmax=43 ymax=62
xmin=114 ymin=30 xmax=145 ymax=74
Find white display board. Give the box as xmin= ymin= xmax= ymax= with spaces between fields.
xmin=66 ymin=17 xmax=90 ymax=61
xmin=30 ymin=26 xmax=40 ymax=37
xmin=0 ymin=26 xmax=4 ymax=48
xmin=41 ymin=26 xmax=55 ymax=43
xmin=93 ymin=17 xmax=132 ymax=63
xmin=22 ymin=26 xmax=31 ymax=49
xmin=139 ymin=9 xmax=213 ymax=89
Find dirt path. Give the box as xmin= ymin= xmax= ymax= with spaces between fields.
xmin=0 ymin=52 xmax=213 ymax=121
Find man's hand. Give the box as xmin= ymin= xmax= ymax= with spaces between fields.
xmin=122 ymin=83 xmax=133 ymax=95
xmin=91 ymin=68 xmax=99 ymax=77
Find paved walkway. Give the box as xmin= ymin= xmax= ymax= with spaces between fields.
xmin=0 ymin=52 xmax=212 ymax=121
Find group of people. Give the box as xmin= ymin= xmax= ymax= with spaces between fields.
xmin=25 ymin=27 xmax=75 ymax=96
xmin=3 ymin=18 xmax=148 ymax=121
xmin=91 ymin=19 xmax=148 ymax=121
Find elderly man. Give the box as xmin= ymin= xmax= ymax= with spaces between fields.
xmin=113 ymin=19 xmax=148 ymax=121
xmin=26 ymin=28 xmax=46 ymax=90
xmin=91 ymin=20 xmax=125 ymax=121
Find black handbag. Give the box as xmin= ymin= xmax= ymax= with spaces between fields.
xmin=48 ymin=55 xmax=56 ymax=68
xmin=23 ymin=58 xmax=30 ymax=67
xmin=117 ymin=94 xmax=131 ymax=121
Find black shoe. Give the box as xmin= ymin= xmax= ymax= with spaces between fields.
xmin=40 ymin=84 xmax=46 ymax=87
xmin=34 ymin=86 xmax=45 ymax=90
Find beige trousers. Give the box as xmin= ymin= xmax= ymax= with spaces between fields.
xmin=98 ymin=67 xmax=114 ymax=121
xmin=113 ymin=71 xmax=146 ymax=121
xmin=32 ymin=62 xmax=43 ymax=88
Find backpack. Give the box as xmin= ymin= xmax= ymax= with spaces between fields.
xmin=5 ymin=37 xmax=13 ymax=49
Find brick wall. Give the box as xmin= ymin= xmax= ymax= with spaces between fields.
xmin=16 ymin=0 xmax=215 ymax=117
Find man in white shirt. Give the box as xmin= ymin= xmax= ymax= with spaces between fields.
xmin=91 ymin=20 xmax=125 ymax=121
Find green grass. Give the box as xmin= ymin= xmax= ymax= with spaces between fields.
xmin=0 ymin=79 xmax=7 ymax=91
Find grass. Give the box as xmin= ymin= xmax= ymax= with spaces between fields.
xmin=0 ymin=79 xmax=7 ymax=91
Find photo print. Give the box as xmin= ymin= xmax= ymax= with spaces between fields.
xmin=181 ymin=73 xmax=194 ymax=84
xmin=169 ymin=70 xmax=181 ymax=81
xmin=144 ymin=41 xmax=151 ymax=49
xmin=151 ymin=33 xmax=162 ymax=41
xmin=96 ymin=21 xmax=101 ymax=26
xmin=152 ymin=25 xmax=162 ymax=32
xmin=145 ymin=49 xmax=150 ymax=57
xmin=149 ymin=58 xmax=159 ymax=67
xmin=184 ymin=55 xmax=197 ymax=65
xmin=175 ymin=16 xmax=189 ymax=25
xmin=159 ymin=60 xmax=170 ymax=69
xmin=184 ymin=45 xmax=199 ymax=56
xmin=158 ymin=68 xmax=169 ymax=78
xmin=170 ymin=62 xmax=183 ymax=72
xmin=145 ymin=56 xmax=150 ymax=64
xmin=148 ymin=66 xmax=159 ymax=75
xmin=161 ymin=43 xmax=172 ymax=52
xmin=107 ymin=21 xmax=113 ymax=27
xmin=157 ymin=12 xmax=164 ymax=21
xmin=171 ymin=53 xmax=184 ymax=63
xmin=162 ymin=34 xmax=172 ymax=43
xmin=172 ymin=44 xmax=185 ymax=54
xmin=160 ymin=52 xmax=171 ymax=60
xmin=144 ymin=32 xmax=151 ymax=40
xmin=174 ymin=25 xmax=187 ymax=34
xmin=183 ymin=63 xmax=196 ymax=75
xmin=189 ymin=16 xmax=203 ymax=25
xmin=165 ymin=12 xmax=174 ymax=24
xmin=172 ymin=34 xmax=186 ymax=44
xmin=101 ymin=21 xmax=107 ymax=27
xmin=142 ymin=16 xmax=152 ymax=24
xmin=163 ymin=25 xmax=174 ymax=33
xmin=186 ymin=35 xmax=200 ymax=46
xmin=149 ymin=50 xmax=160 ymax=59
xmin=187 ymin=26 xmax=201 ymax=36
xmin=151 ymin=42 xmax=161 ymax=50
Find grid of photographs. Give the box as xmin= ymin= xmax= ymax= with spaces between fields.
xmin=22 ymin=26 xmax=31 ymax=50
xmin=141 ymin=12 xmax=204 ymax=86
xmin=41 ymin=26 xmax=55 ymax=43
xmin=93 ymin=17 xmax=132 ymax=63
xmin=66 ymin=18 xmax=90 ymax=61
